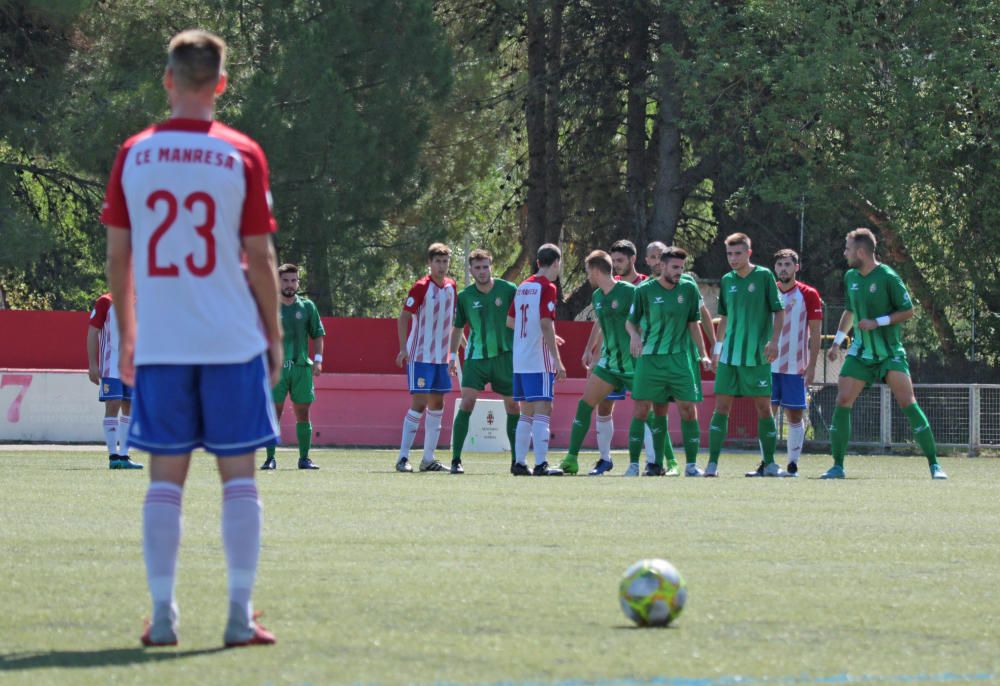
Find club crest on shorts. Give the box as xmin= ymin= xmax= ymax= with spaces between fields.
xmin=417 ymin=377 xmax=426 ymax=388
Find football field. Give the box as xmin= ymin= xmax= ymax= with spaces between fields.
xmin=1 ymin=447 xmax=997 ymax=686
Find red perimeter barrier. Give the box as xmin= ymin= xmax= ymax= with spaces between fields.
xmin=0 ymin=311 xmax=597 ymax=377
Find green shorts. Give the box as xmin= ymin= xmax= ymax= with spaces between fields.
xmin=272 ymin=363 xmax=315 ymax=404
xmin=591 ymin=363 xmax=633 ymax=394
xmin=840 ymin=354 xmax=910 ymax=388
xmin=686 ymin=349 xmax=704 ymax=402
xmin=714 ymin=362 xmax=771 ymax=397
xmin=461 ymin=352 xmax=514 ymax=397
xmin=632 ymin=353 xmax=700 ymax=404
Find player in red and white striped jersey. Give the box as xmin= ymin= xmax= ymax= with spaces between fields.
xmin=87 ymin=293 xmax=142 ymax=469
xmin=766 ymin=249 xmax=823 ymax=474
xmin=102 ymin=30 xmax=279 ymax=648
xmin=394 ymin=243 xmax=458 ymax=473
xmin=507 ymin=243 xmax=566 ymax=476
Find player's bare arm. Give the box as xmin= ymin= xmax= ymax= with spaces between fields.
xmin=690 ymin=321 xmax=712 ymax=371
xmin=540 ymin=317 xmax=566 ymax=380
xmin=243 ymin=233 xmax=283 ymax=386
xmin=625 ymin=319 xmax=643 ymax=358
xmin=582 ymin=322 xmax=602 ymax=369
xmin=506 ymin=315 xmax=515 ymax=330
xmin=105 ymin=226 xmax=136 ymax=386
xmin=827 ymin=310 xmax=854 ymax=361
xmin=711 ymin=315 xmax=728 ymax=373
xmin=858 ymin=308 xmax=913 ymax=331
xmin=312 ymin=334 xmax=325 ymax=377
xmin=805 ymin=319 xmax=822 ymax=386
xmin=86 ymin=327 xmax=101 ymax=385
xmin=449 ymin=326 xmax=464 ymax=376
xmin=764 ymin=309 xmax=784 ymax=363
xmin=699 ymin=303 xmax=716 ymax=349
xmin=396 ymin=310 xmax=413 ymax=367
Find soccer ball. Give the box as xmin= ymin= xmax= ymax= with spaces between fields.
xmin=618 ymin=558 xmax=687 ymax=627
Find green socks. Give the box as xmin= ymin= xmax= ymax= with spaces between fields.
xmin=649 ymin=414 xmax=668 ymax=466
xmin=681 ymin=419 xmax=700 ymax=465
xmin=452 ymin=409 xmax=471 ymax=462
xmin=830 ymin=406 xmax=851 ymax=468
xmin=506 ymin=413 xmax=520 ymax=460
xmin=567 ymin=400 xmax=594 ymax=458
xmin=758 ymin=416 xmax=778 ymax=465
xmin=903 ymin=403 xmax=939 ymax=466
xmin=296 ymin=422 xmax=312 ymax=459
xmin=628 ymin=417 xmax=645 ymax=464
xmin=707 ymin=412 xmax=728 ymax=464
xmin=266 ymin=444 xmax=276 ymax=460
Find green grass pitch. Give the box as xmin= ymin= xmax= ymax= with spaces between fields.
xmin=1 ymin=447 xmax=998 ymax=686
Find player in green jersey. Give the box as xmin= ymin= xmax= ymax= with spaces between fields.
xmin=823 ymin=228 xmax=946 ymax=479
xmin=449 ymin=249 xmax=520 ymax=474
xmin=626 ymin=247 xmax=712 ymax=475
xmin=557 ymin=250 xmax=649 ymax=476
xmin=645 ymin=241 xmax=718 ymax=475
xmin=701 ymin=233 xmax=787 ymax=477
xmin=260 ymin=264 xmax=326 ymax=470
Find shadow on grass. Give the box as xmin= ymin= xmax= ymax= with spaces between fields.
xmin=0 ymin=646 xmax=227 ymax=671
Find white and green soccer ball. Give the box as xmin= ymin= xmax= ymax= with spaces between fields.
xmin=618 ymin=558 xmax=687 ymax=627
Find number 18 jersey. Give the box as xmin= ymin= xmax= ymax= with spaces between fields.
xmin=100 ymin=118 xmax=277 ymax=366
xmin=509 ymin=274 xmax=558 ymax=373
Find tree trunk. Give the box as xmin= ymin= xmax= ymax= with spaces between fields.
xmin=306 ymin=241 xmax=333 ymax=315
xmin=647 ymin=9 xmax=684 ymax=245
xmin=544 ymin=0 xmax=564 ymax=244
xmin=524 ymin=0 xmax=549 ymax=259
xmin=625 ymin=2 xmax=651 ymax=245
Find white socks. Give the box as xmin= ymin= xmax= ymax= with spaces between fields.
xmin=787 ymin=421 xmax=805 ymax=464
xmin=102 ymin=417 xmax=118 ymax=454
xmin=422 ymin=409 xmax=443 ymax=463
xmin=143 ymin=482 xmax=183 ymax=612
xmin=118 ymin=415 xmax=131 ymax=456
xmin=515 ymin=416 xmax=533 ymax=466
xmin=532 ymin=415 xmax=551 ymax=466
xmin=222 ymin=478 xmax=261 ymax=627
xmin=596 ymin=414 xmax=613 ymax=461
xmin=644 ymin=424 xmax=656 ymax=464
xmin=399 ymin=409 xmax=423 ymax=459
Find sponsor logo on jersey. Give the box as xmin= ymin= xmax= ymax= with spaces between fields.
xmin=758 ymin=379 xmax=769 ymax=387
xmin=295 ymin=311 xmax=303 ymax=319
xmin=472 ymin=301 xmax=483 ymax=309
xmin=748 ymin=283 xmax=756 ymax=292
xmin=653 ymin=296 xmax=664 ymax=304
xmin=595 ymin=302 xmax=602 ymax=310
xmin=729 ymin=286 xmax=738 ymax=293
xmin=495 ymin=297 xmax=502 ymax=307
xmin=869 ymin=284 xmax=877 ymax=293
xmin=850 ymin=283 xmax=859 ymax=291
xmin=677 ymin=295 xmax=685 ymax=303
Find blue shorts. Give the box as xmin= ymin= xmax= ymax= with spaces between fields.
xmin=99 ymin=377 xmax=133 ymax=402
xmin=408 ymin=362 xmax=452 ymax=394
xmin=604 ymin=388 xmax=626 ymax=401
xmin=128 ymin=354 xmax=279 ymax=457
xmin=513 ymin=372 xmax=555 ymax=402
xmin=771 ymin=372 xmax=807 ymax=409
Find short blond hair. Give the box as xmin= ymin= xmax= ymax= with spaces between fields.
xmin=427 ymin=243 xmax=452 ymax=260
xmin=585 ymin=250 xmax=613 ymax=274
xmin=167 ymin=30 xmax=226 ymax=90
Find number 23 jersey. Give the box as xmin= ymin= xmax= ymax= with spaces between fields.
xmin=100 ymin=118 xmax=277 ymax=365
